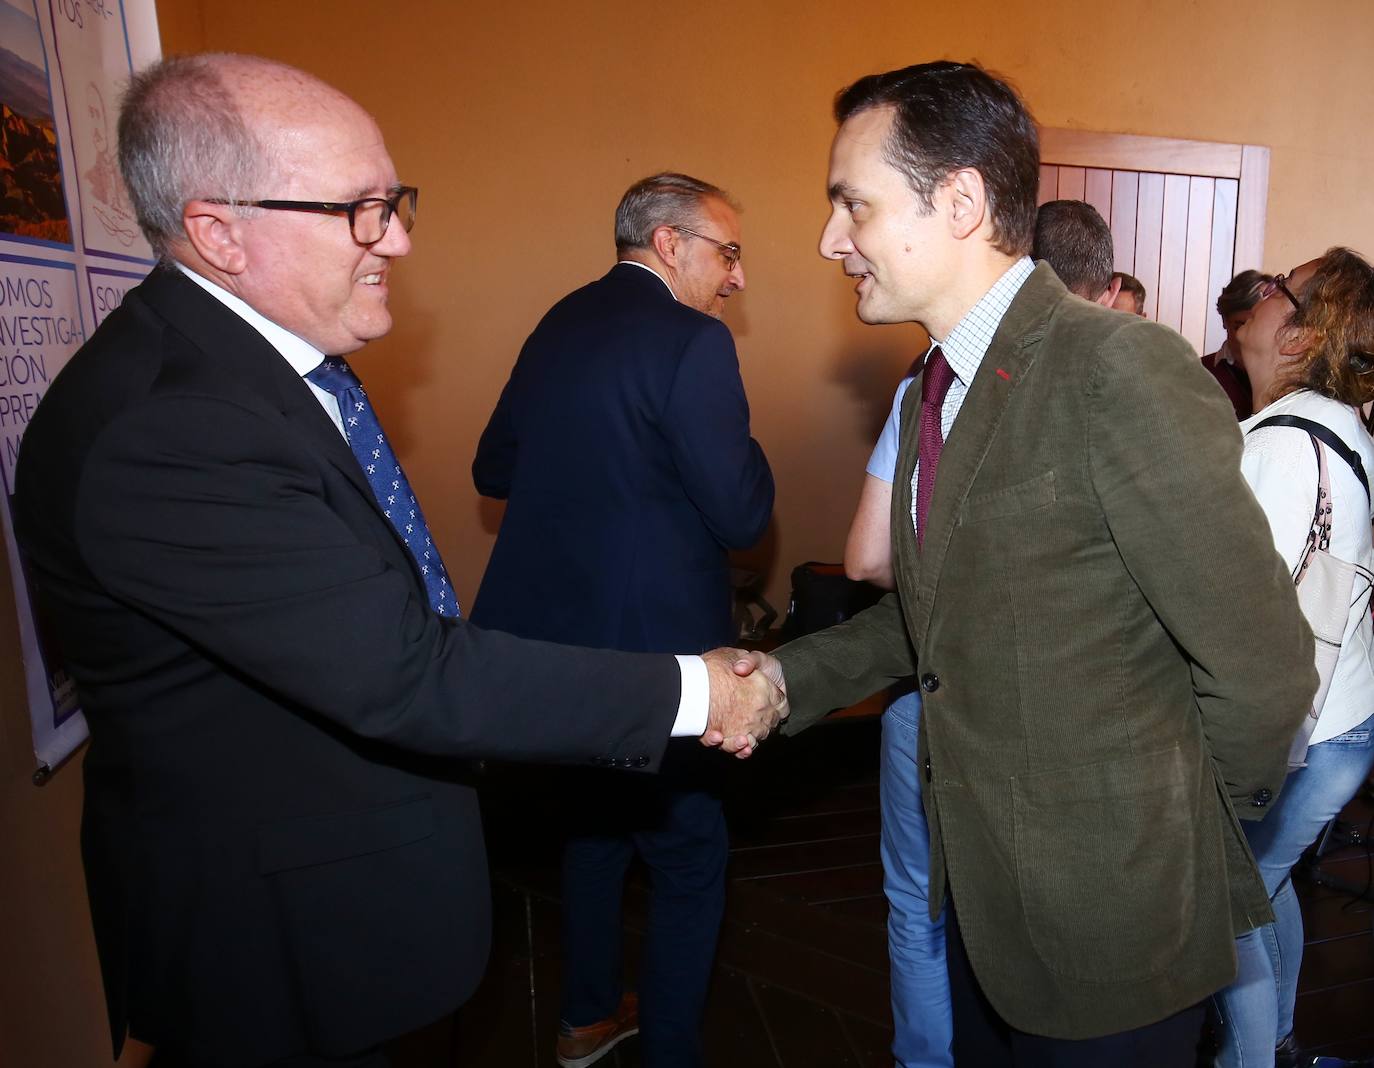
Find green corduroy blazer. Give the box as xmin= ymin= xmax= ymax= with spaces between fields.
xmin=776 ymin=263 xmax=1317 ymax=1040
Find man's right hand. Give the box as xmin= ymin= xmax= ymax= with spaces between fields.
xmin=699 ymin=647 xmax=788 ymax=758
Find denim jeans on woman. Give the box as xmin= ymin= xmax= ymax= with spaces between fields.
xmin=1213 ymin=709 xmax=1374 ymax=1067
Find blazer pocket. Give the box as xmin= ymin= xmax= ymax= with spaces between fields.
xmin=960 ymin=470 xmax=1056 ymax=525
xmin=257 ymin=794 xmax=435 ymax=875
xmin=1011 ymin=744 xmax=1196 ymax=984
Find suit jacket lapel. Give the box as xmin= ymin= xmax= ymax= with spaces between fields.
xmin=137 ymin=268 xmax=379 ymax=508
xmin=893 ymin=264 xmax=1063 ymax=642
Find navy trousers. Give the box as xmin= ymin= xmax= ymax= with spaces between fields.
xmin=945 ymin=902 xmax=1205 ymax=1066
xmin=559 ymin=744 xmax=727 ymax=1068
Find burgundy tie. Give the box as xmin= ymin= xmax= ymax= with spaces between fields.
xmin=914 ymin=346 xmax=955 ymax=548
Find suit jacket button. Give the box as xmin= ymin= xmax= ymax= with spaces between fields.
xmin=920 ymin=673 xmax=939 ymax=693
xmin=924 ymin=758 xmax=932 ymax=783
xmin=1251 ymin=787 xmax=1273 ymax=807
xmin=592 ymin=756 xmax=606 ymax=767
xmin=633 ymin=755 xmax=649 ymax=768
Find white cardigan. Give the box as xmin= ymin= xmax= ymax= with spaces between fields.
xmin=1240 ymin=390 xmax=1374 ymax=744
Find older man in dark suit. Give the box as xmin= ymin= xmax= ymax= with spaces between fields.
xmin=471 ymin=172 xmax=773 ymax=1068
xmin=737 ymin=61 xmax=1315 ymax=1066
xmin=12 ymin=55 xmax=783 ymax=1068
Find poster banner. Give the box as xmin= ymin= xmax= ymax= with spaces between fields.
xmin=0 ymin=0 xmax=160 ymax=777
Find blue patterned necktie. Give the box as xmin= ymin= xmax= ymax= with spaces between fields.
xmin=305 ymin=357 xmax=459 ymax=618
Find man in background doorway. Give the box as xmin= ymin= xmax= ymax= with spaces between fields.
xmin=1113 ymin=270 xmax=1148 ymax=315
xmin=471 ymin=172 xmax=774 ymax=1068
xmin=1201 ymin=269 xmax=1271 ymax=420
xmin=1032 ymin=199 xmax=1121 ymax=306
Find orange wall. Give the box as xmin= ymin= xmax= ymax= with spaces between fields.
xmin=151 ymin=0 xmax=1374 ymax=617
xmin=2 ymin=1 xmax=1372 ymax=1060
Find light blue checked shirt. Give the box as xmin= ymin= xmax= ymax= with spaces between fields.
xmin=910 ymin=256 xmax=1035 ymax=537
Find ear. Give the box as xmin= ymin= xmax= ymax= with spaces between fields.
xmin=181 ymin=200 xmax=250 ymax=275
xmin=650 ymin=224 xmax=681 ymax=268
xmin=945 ymin=167 xmax=989 ymax=241
xmin=1097 ymin=274 xmax=1123 ymax=308
xmin=1277 ymin=323 xmax=1312 ymax=358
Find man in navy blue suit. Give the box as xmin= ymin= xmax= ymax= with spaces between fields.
xmin=472 ymin=172 xmax=774 ymax=1068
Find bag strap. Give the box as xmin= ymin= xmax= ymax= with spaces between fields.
xmin=1249 ymin=414 xmax=1371 ymax=501
xmin=1293 ymin=434 xmax=1331 ymax=586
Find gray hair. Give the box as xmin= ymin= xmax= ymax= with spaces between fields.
xmin=614 ymin=172 xmax=733 ymax=256
xmin=117 ymin=54 xmax=272 ymax=259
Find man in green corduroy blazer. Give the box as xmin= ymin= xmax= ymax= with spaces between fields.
xmin=743 ymin=62 xmax=1316 ymax=1065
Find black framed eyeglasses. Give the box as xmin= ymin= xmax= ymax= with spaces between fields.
xmin=206 ymin=186 xmax=418 ymax=245
xmin=673 ymin=225 xmax=741 ymax=270
xmin=1259 ymin=272 xmax=1301 ymax=311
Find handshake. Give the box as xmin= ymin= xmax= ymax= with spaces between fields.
xmin=699 ymin=648 xmax=788 ymax=759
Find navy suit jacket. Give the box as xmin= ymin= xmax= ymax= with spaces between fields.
xmin=471 ymin=262 xmax=773 ymax=654
xmin=13 ymin=267 xmax=681 ymax=1065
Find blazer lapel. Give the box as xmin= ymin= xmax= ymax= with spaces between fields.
xmin=894 ymin=265 xmax=1063 ymax=643
xmin=137 ymin=269 xmax=379 ymax=508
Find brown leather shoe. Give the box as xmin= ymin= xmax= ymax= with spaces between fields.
xmin=556 ymin=992 xmax=639 ymax=1068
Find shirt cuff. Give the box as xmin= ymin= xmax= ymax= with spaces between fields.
xmin=670 ymin=654 xmax=709 ymax=737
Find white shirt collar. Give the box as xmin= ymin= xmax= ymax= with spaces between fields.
xmin=617 ymin=259 xmax=678 ymax=302
xmin=175 ymin=262 xmax=326 ymax=376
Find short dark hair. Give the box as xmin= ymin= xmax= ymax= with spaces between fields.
xmin=833 ymin=61 xmax=1040 ymax=257
xmin=614 ymin=172 xmax=733 ymax=256
xmin=1113 ymin=272 xmax=1146 ymax=314
xmin=1216 ymin=269 xmax=1272 ymax=318
xmin=1032 ymin=200 xmax=1114 ymax=299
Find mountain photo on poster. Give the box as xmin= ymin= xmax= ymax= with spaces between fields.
xmin=0 ymin=0 xmax=71 ymax=245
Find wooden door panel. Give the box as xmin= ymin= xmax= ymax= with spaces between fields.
xmin=1134 ymin=173 xmax=1167 ymax=321
xmin=1056 ymin=166 xmax=1086 ymax=201
xmin=1179 ymin=177 xmax=1216 ymax=352
xmin=1084 ymin=169 xmax=1113 ymax=222
xmin=1204 ymin=179 xmax=1240 ymax=355
xmin=1038 ymin=166 xmax=1059 ymax=207
xmin=1109 ymin=170 xmax=1139 ymax=273
xmin=1036 ymin=127 xmax=1269 ymax=358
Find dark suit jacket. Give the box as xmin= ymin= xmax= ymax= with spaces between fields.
xmin=776 ymin=265 xmax=1315 ymax=1039
xmin=470 ymin=262 xmax=773 ymax=653
xmin=13 ymin=268 xmax=681 ymax=1066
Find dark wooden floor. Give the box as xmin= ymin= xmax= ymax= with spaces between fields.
xmin=394 ymin=718 xmax=1374 ymax=1066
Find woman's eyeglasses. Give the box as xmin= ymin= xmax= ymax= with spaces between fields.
xmin=1258 ymin=273 xmax=1301 ymax=311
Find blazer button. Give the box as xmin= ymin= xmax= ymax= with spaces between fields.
xmin=924 ymin=758 xmax=932 ymax=783
xmin=1251 ymin=787 xmax=1273 ymax=807
xmin=591 ymin=756 xmax=607 ymax=767
xmin=920 ymin=673 xmax=940 ymax=693
xmin=633 ymin=755 xmax=649 ymax=768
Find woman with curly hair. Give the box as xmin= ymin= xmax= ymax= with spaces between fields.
xmin=1214 ymin=248 xmax=1374 ymax=1068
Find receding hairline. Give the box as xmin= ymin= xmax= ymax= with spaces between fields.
xmin=197 ymin=53 xmax=374 ymax=137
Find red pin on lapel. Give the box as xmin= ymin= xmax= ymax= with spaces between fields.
xmin=996 ymin=368 xmax=1011 ymax=381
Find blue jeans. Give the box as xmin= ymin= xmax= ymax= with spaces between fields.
xmin=1213 ymin=709 xmax=1374 ymax=1067
xmin=881 ymin=691 xmax=954 ymax=1068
